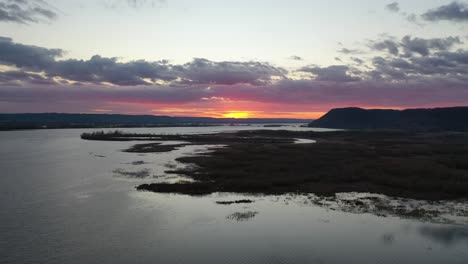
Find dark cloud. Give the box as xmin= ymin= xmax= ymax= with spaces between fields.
xmin=338 ymin=48 xmax=363 ymax=55
xmin=49 ymin=56 xmax=285 ymax=86
xmin=350 ymin=57 xmax=364 ymax=65
xmin=1 ymin=35 xmax=467 ymax=89
xmin=438 ymin=50 xmax=468 ymax=64
xmin=370 ymin=35 xmax=462 ymax=57
xmin=0 ymin=36 xmax=63 ymax=70
xmin=370 ymin=57 xmax=409 ymax=80
xmin=298 ymin=65 xmax=361 ymax=82
xmin=289 ymin=55 xmax=303 ymax=61
xmin=371 ymin=39 xmax=400 ymax=55
xmin=384 ymin=2 xmax=425 ymax=25
xmin=386 ymin=2 xmax=400 ymax=13
xmin=0 ymin=0 xmax=57 ymax=24
xmin=49 ymin=55 xmax=174 ymax=86
xmin=0 ymin=37 xmax=286 ymax=86
xmin=2 ymin=37 xmax=468 ymax=112
xmin=0 ymin=70 xmax=56 ymax=85
xmin=401 ymin=36 xmax=462 ymax=56
xmin=422 ymin=1 xmax=468 ymax=22
xmin=369 ymin=48 xmax=468 ymax=81
xmin=176 ymin=58 xmax=286 ymax=86
xmin=334 ymin=34 xmax=468 ymax=82
xmin=405 ymin=13 xmax=419 ymax=23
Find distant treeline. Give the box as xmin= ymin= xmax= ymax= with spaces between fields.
xmin=310 ymin=107 xmax=468 ymax=131
xmin=80 ymin=130 xmax=166 ymax=141
xmin=0 ymin=113 xmax=312 ymax=130
xmin=81 ymin=130 xmax=145 ymax=140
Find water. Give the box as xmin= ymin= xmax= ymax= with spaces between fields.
xmin=1 ymin=125 xmax=467 ymax=264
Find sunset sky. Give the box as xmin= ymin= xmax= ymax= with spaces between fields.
xmin=1 ymin=0 xmax=468 ymax=118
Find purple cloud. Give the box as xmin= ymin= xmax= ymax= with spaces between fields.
xmin=0 ymin=36 xmax=468 ymax=115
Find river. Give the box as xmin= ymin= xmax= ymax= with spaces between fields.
xmin=1 ymin=125 xmax=467 ymax=264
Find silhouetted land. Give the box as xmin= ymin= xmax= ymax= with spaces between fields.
xmin=83 ymin=130 xmax=468 ymax=200
xmin=310 ymin=107 xmax=468 ymax=131
xmin=0 ymin=113 xmax=311 ymax=130
xmin=81 ymin=130 xmax=295 ymax=143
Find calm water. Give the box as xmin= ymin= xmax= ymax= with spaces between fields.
xmin=1 ymin=125 xmax=468 ymax=264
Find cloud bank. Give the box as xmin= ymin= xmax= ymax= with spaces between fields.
xmin=423 ymin=1 xmax=468 ymax=22
xmin=0 ymin=33 xmax=468 ymax=116
xmin=0 ymin=0 xmax=57 ymax=24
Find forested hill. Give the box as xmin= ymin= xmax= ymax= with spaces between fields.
xmin=310 ymin=107 xmax=468 ymax=131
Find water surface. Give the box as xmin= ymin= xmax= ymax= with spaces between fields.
xmin=1 ymin=125 xmax=467 ymax=264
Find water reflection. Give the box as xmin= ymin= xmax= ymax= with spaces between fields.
xmin=420 ymin=225 xmax=468 ymax=246
xmin=113 ymin=168 xmax=152 ymax=179
xmin=381 ymin=233 xmax=396 ymax=245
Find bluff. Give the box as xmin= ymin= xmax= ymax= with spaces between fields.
xmin=310 ymin=107 xmax=468 ymax=130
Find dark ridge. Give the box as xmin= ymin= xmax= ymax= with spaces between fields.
xmin=0 ymin=113 xmax=312 ymax=130
xmin=310 ymin=107 xmax=468 ymax=131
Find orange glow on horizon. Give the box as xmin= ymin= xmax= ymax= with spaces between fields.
xmin=90 ymin=100 xmax=460 ymax=120
xmin=99 ymin=101 xmax=328 ymax=119
xmin=221 ymin=111 xmax=251 ymax=119
xmin=149 ymin=107 xmax=326 ymax=119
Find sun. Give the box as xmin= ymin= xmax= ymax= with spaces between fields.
xmin=222 ymin=111 xmax=251 ymax=119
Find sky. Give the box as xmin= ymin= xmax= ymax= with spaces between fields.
xmin=0 ymin=0 xmax=468 ymax=118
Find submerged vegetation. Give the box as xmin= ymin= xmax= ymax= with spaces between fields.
xmin=113 ymin=168 xmax=151 ymax=179
xmin=125 ymin=143 xmax=188 ymax=153
xmin=226 ymin=211 xmax=259 ymax=221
